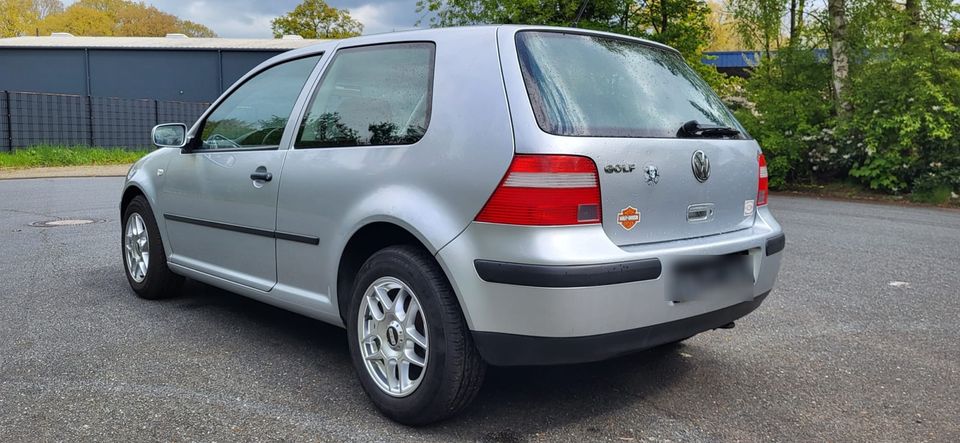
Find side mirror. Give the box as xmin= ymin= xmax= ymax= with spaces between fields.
xmin=152 ymin=123 xmax=188 ymax=149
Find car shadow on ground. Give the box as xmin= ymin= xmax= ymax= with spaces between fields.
xmin=145 ymin=277 xmax=699 ymax=438
xmin=169 ymin=279 xmax=353 ymax=358
xmin=429 ymin=345 xmax=694 ymax=440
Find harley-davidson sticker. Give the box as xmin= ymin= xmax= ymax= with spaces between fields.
xmin=617 ymin=206 xmax=640 ymax=230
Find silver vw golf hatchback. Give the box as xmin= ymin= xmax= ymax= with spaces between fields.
xmin=122 ymin=25 xmax=784 ymax=424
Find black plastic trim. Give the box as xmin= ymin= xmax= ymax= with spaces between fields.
xmin=275 ymin=231 xmax=321 ymax=245
xmin=765 ymin=233 xmax=785 ymax=256
xmin=163 ymin=214 xmax=319 ymax=245
xmin=474 ymin=258 xmax=662 ymax=287
xmin=473 ymin=291 xmax=769 ymax=366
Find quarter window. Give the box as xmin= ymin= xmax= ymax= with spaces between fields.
xmin=295 ymin=43 xmax=435 ymax=148
xmin=199 ymin=55 xmax=321 ymax=150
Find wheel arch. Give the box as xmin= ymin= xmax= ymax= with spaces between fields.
xmin=120 ymin=184 xmax=147 ymax=213
xmin=120 ymin=160 xmax=172 ymax=260
xmin=120 ymin=183 xmax=166 ymax=247
xmin=336 ymin=221 xmax=451 ymax=324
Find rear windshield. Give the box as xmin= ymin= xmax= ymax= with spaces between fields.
xmin=516 ymin=31 xmax=746 ymax=139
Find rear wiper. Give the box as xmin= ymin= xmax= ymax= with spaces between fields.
xmin=677 ymin=120 xmax=741 ymax=138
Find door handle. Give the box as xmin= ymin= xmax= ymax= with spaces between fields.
xmin=250 ymin=168 xmax=273 ymax=182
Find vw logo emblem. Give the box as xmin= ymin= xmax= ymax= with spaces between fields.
xmin=691 ymin=150 xmax=710 ymax=182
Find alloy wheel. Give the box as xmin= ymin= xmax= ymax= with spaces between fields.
xmin=124 ymin=213 xmax=150 ymax=283
xmin=357 ymin=276 xmax=429 ymax=397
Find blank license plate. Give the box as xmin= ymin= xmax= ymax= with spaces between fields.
xmin=668 ymin=252 xmax=754 ymax=302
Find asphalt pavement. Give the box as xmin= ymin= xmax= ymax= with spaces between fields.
xmin=1 ymin=177 xmax=958 ymax=442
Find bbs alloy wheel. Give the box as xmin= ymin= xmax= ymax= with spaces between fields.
xmin=347 ymin=245 xmax=485 ymax=425
xmin=357 ymin=277 xmax=429 ymax=397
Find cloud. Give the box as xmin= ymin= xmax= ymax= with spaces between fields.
xmin=348 ymin=1 xmax=422 ymax=35
xmin=174 ymin=0 xmax=277 ymax=38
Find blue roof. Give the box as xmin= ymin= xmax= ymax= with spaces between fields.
xmin=702 ymin=49 xmax=830 ymax=68
xmin=702 ymin=51 xmax=763 ymax=68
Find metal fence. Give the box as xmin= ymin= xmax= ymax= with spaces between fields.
xmin=0 ymin=91 xmax=210 ymax=152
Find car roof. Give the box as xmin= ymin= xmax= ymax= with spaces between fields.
xmin=228 ymin=24 xmax=681 ymax=100
xmin=269 ymin=24 xmax=679 ymax=64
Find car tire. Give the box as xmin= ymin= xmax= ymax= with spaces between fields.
xmin=122 ymin=195 xmax=183 ymax=300
xmin=347 ymin=245 xmax=486 ymax=425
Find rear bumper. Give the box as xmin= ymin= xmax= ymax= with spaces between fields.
xmin=436 ymin=207 xmax=784 ymax=357
xmin=474 ymin=291 xmax=768 ymax=366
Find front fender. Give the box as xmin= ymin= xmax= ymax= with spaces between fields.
xmin=121 ymin=149 xmax=173 ymax=256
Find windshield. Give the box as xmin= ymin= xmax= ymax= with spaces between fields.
xmin=516 ymin=31 xmax=746 ymax=139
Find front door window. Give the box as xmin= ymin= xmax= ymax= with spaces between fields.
xmin=199 ymin=55 xmax=322 ymax=150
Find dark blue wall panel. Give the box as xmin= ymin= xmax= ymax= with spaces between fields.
xmin=0 ymin=48 xmax=285 ymax=101
xmin=88 ymin=49 xmax=221 ymax=101
xmin=0 ymin=49 xmax=87 ymax=94
xmin=221 ymin=51 xmax=284 ymax=92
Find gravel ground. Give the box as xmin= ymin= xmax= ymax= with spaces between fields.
xmin=1 ymin=177 xmax=958 ymax=442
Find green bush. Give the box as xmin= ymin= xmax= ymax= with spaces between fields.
xmin=723 ymin=0 xmax=960 ymax=198
xmin=844 ymin=38 xmax=960 ymax=193
xmin=733 ymin=48 xmax=841 ymax=189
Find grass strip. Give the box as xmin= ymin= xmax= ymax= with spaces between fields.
xmin=0 ymin=145 xmax=149 ymax=169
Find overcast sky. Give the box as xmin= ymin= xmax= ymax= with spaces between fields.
xmin=62 ymin=0 xmax=425 ymax=38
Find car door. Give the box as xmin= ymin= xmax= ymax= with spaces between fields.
xmin=273 ymin=42 xmax=437 ymax=315
xmin=159 ymin=55 xmax=322 ymax=291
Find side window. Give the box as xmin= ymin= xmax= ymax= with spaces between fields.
xmin=295 ymin=43 xmax=435 ymax=149
xmin=199 ymin=55 xmax=321 ymax=150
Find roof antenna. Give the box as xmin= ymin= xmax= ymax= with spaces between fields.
xmin=572 ymin=0 xmax=590 ymax=27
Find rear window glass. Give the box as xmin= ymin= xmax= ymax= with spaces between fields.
xmin=516 ymin=31 xmax=746 ymax=139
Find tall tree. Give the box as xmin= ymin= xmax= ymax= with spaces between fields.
xmin=1 ymin=0 xmax=36 ymax=37
xmin=788 ymin=0 xmax=805 ymax=45
xmin=1 ymin=0 xmax=63 ymax=37
xmin=729 ymin=0 xmax=785 ymax=58
xmin=37 ymin=0 xmax=216 ymax=37
xmin=271 ymin=0 xmax=363 ymax=39
xmin=903 ymin=0 xmax=921 ymax=43
xmin=39 ymin=4 xmax=113 ymax=35
xmin=705 ymin=0 xmax=745 ymax=50
xmin=827 ymin=0 xmax=849 ymax=114
xmin=639 ymin=0 xmax=714 ymax=57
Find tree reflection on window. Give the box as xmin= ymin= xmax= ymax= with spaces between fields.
xmin=295 ymin=43 xmax=435 ymax=149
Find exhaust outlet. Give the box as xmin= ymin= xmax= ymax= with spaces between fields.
xmin=717 ymin=322 xmax=736 ymax=330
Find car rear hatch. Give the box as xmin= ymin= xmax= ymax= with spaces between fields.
xmin=502 ymin=28 xmax=761 ymax=246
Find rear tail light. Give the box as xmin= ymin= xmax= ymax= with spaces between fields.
xmin=475 ymin=155 xmax=601 ymax=226
xmin=757 ymin=153 xmax=769 ymax=206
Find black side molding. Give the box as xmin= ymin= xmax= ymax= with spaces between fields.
xmin=765 ymin=233 xmax=786 ymax=256
xmin=474 ymin=258 xmax=662 ymax=288
xmin=275 ymin=231 xmax=321 ymax=245
xmin=163 ymin=214 xmax=319 ymax=245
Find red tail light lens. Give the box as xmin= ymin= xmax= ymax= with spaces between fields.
xmin=757 ymin=153 xmax=769 ymax=206
xmin=475 ymin=155 xmax=601 ymax=226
